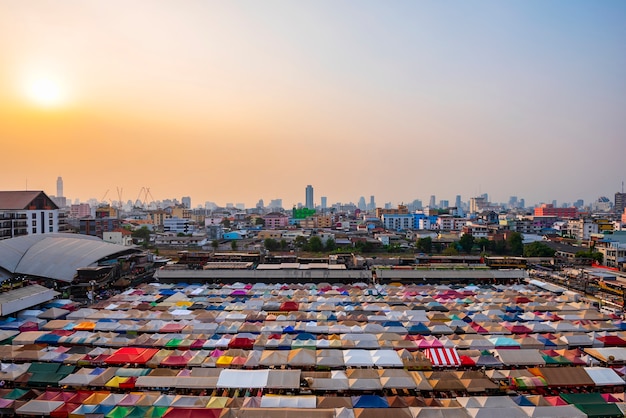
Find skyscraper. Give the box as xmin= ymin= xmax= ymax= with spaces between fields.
xmin=56 ymin=176 xmax=63 ymax=198
xmin=369 ymin=196 xmax=376 ymax=211
xmin=321 ymin=196 xmax=327 ymax=211
xmin=181 ymin=196 xmax=191 ymax=209
xmin=305 ymin=185 xmax=314 ymax=210
xmin=429 ymin=195 xmax=436 ymax=208
xmin=357 ymin=196 xmax=366 ymax=211
xmin=455 ymin=195 xmax=462 ymax=209
xmin=615 ymin=191 xmax=626 ymax=216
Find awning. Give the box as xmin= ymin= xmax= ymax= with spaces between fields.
xmin=424 ymin=348 xmax=461 ymax=367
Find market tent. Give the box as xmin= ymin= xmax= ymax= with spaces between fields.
xmin=287 ymin=348 xmax=316 ymax=367
xmin=346 ymin=369 xmax=383 ymax=391
xmin=15 ymin=399 xmax=64 ymax=416
xmin=377 ymin=369 xmax=418 ymax=389
xmin=259 ymin=395 xmax=316 ymax=408
xmin=493 ymin=349 xmax=545 ymax=366
xmin=267 ymin=370 xmax=301 ymax=389
xmin=343 ymin=350 xmax=374 ymax=367
xmin=305 ymin=371 xmax=349 ymax=391
xmin=424 ymin=348 xmax=461 ymax=367
xmin=584 ymin=367 xmax=626 ymax=386
xmin=316 ymin=349 xmax=345 ymax=368
xmin=217 ymin=369 xmax=269 ymax=388
xmin=408 ymin=406 xmax=472 ymax=418
xmin=519 ymin=405 xmax=589 ymax=418
xmin=531 ymin=366 xmax=595 ymax=387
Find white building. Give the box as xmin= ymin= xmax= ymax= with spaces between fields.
xmin=164 ymin=217 xmax=190 ymax=234
xmin=381 ymin=214 xmax=413 ymax=231
xmin=103 ymin=231 xmax=133 ymax=246
xmin=0 ymin=191 xmax=61 ymax=240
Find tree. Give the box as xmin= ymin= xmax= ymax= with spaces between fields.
xmin=211 ymin=240 xmax=219 ymax=251
xmin=221 ymin=218 xmax=231 ymax=229
xmin=131 ymin=226 xmax=151 ymax=242
xmin=476 ymin=237 xmax=491 ymax=253
xmin=575 ymin=250 xmax=603 ymax=264
xmin=416 ymin=237 xmax=433 ymax=254
xmin=324 ymin=238 xmax=336 ymax=252
xmin=443 ymin=246 xmax=459 ymax=256
xmin=255 ymin=217 xmax=265 ymax=226
xmin=293 ymin=236 xmax=308 ymax=250
xmin=507 ymin=232 xmax=524 ymax=256
xmin=264 ymin=238 xmax=280 ymax=251
xmin=459 ymin=233 xmax=475 ymax=254
xmin=308 ymin=236 xmax=323 ymax=252
xmin=523 ymin=242 xmax=556 ymax=257
xmin=279 ymin=239 xmax=288 ymax=250
xmin=230 ymin=240 xmax=238 ymax=251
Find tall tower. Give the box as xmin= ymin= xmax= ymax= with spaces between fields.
xmin=56 ymin=176 xmax=63 ymax=197
xmin=305 ymin=185 xmax=314 ymax=210
xmin=429 ymin=195 xmax=436 ymax=209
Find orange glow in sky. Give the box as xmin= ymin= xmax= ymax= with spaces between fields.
xmin=1 ymin=2 xmax=625 ymax=208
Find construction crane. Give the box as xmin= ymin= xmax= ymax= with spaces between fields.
xmin=116 ymin=187 xmax=123 ymax=210
xmin=100 ymin=189 xmax=110 ymax=204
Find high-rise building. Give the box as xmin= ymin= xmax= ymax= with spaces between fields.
xmin=56 ymin=177 xmax=63 ymax=198
xmin=455 ymin=195 xmax=462 ymax=209
xmin=321 ymin=196 xmax=327 ymax=211
xmin=615 ymin=192 xmax=626 ymax=216
xmin=268 ymin=199 xmax=283 ymax=210
xmin=357 ymin=196 xmax=366 ymax=211
xmin=305 ymin=185 xmax=314 ymax=210
xmin=429 ymin=195 xmax=436 ymax=208
xmin=439 ymin=200 xmax=449 ymax=209
xmin=181 ymin=196 xmax=191 ymax=209
xmin=369 ymin=196 xmax=376 ymax=211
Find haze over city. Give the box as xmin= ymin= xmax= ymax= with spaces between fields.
xmin=1 ymin=1 xmax=625 ymax=208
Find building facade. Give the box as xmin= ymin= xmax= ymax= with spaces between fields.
xmin=0 ymin=191 xmax=61 ymax=240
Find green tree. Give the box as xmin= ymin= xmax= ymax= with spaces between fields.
xmin=293 ymin=236 xmax=308 ymax=250
xmin=221 ymin=218 xmax=231 ymax=229
xmin=308 ymin=236 xmax=323 ymax=252
xmin=493 ymin=240 xmax=507 ymax=255
xmin=575 ymin=250 xmax=603 ymax=264
xmin=459 ymin=233 xmax=475 ymax=254
xmin=264 ymin=238 xmax=280 ymax=251
xmin=324 ymin=238 xmax=336 ymax=251
xmin=507 ymin=232 xmax=524 ymax=256
xmin=476 ymin=237 xmax=491 ymax=253
xmin=255 ymin=217 xmax=265 ymax=226
xmin=523 ymin=242 xmax=556 ymax=257
xmin=131 ymin=226 xmax=151 ymax=242
xmin=211 ymin=240 xmax=219 ymax=251
xmin=416 ymin=237 xmax=433 ymax=253
xmin=279 ymin=239 xmax=288 ymax=250
xmin=230 ymin=240 xmax=238 ymax=251
xmin=443 ymin=246 xmax=459 ymax=256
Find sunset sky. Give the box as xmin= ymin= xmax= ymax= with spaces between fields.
xmin=1 ymin=1 xmax=625 ymax=208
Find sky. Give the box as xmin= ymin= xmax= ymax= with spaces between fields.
xmin=1 ymin=1 xmax=625 ymax=209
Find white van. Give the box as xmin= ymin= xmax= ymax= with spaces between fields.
xmin=600 ymin=304 xmax=623 ymax=317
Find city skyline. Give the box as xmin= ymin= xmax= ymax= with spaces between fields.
xmin=1 ymin=2 xmax=625 ymax=207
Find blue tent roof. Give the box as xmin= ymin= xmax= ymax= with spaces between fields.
xmin=351 ymin=395 xmax=389 ymax=408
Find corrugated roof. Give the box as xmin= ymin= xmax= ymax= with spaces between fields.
xmin=0 ymin=191 xmax=50 ymax=210
xmin=0 ymin=233 xmax=138 ymax=282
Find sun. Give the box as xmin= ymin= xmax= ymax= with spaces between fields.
xmin=25 ymin=77 xmax=67 ymax=108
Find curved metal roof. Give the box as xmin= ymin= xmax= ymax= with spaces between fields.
xmin=0 ymin=233 xmax=138 ymax=282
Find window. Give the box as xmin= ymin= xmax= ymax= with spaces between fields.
xmin=32 ymin=213 xmax=36 ymax=219
xmin=32 ymin=228 xmax=37 ymax=233
xmin=49 ymin=213 xmax=53 ymax=218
